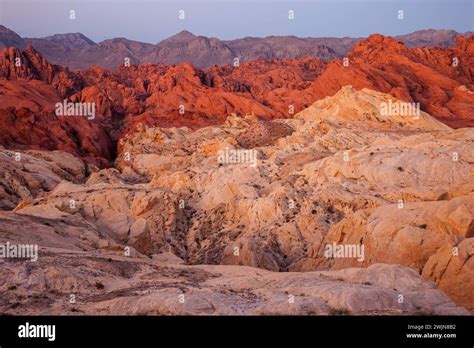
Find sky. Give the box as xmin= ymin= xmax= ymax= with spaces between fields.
xmin=0 ymin=0 xmax=473 ymax=43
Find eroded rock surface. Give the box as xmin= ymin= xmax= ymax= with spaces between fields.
xmin=1 ymin=86 xmax=473 ymax=314
xmin=0 ymin=230 xmax=468 ymax=315
xmin=1 ymin=34 xmax=473 ymax=168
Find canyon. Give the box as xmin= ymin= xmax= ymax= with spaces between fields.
xmin=0 ymin=86 xmax=472 ymax=315
xmin=0 ymin=29 xmax=473 ymax=315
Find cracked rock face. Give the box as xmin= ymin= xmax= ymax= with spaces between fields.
xmin=1 ymin=86 xmax=473 ymax=315
xmin=0 ymin=147 xmax=86 ymax=210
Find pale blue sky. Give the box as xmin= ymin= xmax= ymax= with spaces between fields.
xmin=0 ymin=0 xmax=472 ymax=43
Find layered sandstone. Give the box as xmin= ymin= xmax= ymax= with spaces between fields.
xmin=0 ymin=34 xmax=472 ymax=169
xmin=2 ymin=86 xmax=472 ymax=314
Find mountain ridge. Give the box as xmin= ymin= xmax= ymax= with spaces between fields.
xmin=0 ymin=25 xmax=471 ymax=70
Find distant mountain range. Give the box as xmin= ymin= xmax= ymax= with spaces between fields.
xmin=0 ymin=25 xmax=472 ymax=70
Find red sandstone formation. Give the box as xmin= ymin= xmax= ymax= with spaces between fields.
xmin=0 ymin=34 xmax=472 ymax=166
xmin=309 ymin=34 xmax=474 ymax=127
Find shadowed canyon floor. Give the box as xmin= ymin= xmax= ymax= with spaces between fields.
xmin=0 ymin=87 xmax=473 ymax=315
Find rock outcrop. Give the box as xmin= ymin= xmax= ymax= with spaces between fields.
xmin=0 ymin=240 xmax=467 ymax=315
xmin=309 ymin=34 xmax=474 ymax=127
xmin=1 ymin=34 xmax=472 ymax=168
xmin=0 ymin=147 xmax=86 ymax=210
xmin=3 ymin=86 xmax=472 ymax=313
